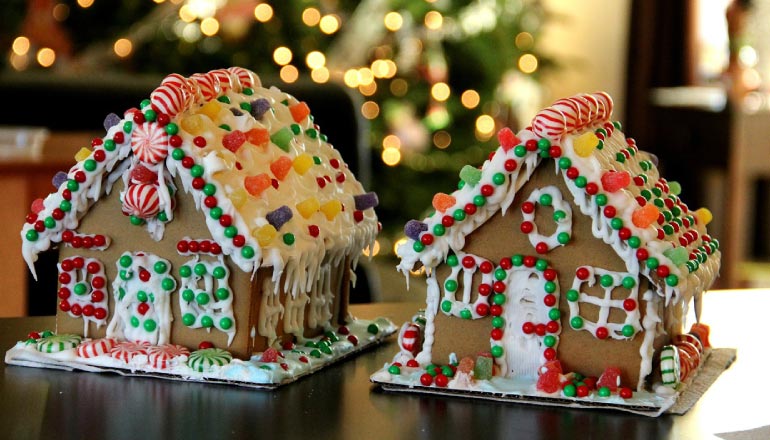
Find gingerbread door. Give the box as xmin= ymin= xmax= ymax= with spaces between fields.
xmin=502 ymin=270 xmax=546 ymax=379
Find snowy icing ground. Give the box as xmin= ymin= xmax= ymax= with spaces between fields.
xmin=5 ymin=317 xmax=395 ymax=388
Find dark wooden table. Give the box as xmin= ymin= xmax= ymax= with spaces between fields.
xmin=1 ymin=291 xmax=766 ymax=439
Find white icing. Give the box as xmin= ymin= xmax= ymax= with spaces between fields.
xmin=520 ymin=185 xmax=573 ymax=252
xmin=257 ymin=277 xmax=284 ymax=347
xmin=178 ymin=256 xmax=236 ymax=346
xmin=57 ymin=257 xmax=109 ymax=336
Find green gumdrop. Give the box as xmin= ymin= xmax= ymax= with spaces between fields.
xmin=270 ymin=127 xmax=293 ymax=152
xmin=668 ymin=181 xmax=682 ymax=196
xmin=459 ymin=165 xmax=482 ymax=187
xmin=663 ymin=247 xmax=689 ymax=266
xmin=474 ymin=355 xmax=494 ymax=380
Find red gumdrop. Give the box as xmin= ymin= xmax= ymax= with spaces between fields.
xmin=260 ymin=347 xmax=280 ymax=363
xmin=583 ymin=376 xmax=598 ymax=390
xmin=600 ymin=170 xmax=631 ymax=193
xmin=31 ymin=198 xmax=45 ymax=214
xmin=497 ymin=127 xmax=520 ymax=152
xmin=270 ymin=156 xmax=293 ymax=181
xmin=244 ymin=173 xmax=271 ymax=196
xmin=536 ymin=370 xmax=562 ymax=394
xmin=597 ymin=366 xmax=623 ymax=392
xmin=539 ymin=359 xmax=563 ymax=375
xmin=130 ymin=164 xmax=158 ymax=183
xmin=223 ymin=130 xmax=247 ymax=152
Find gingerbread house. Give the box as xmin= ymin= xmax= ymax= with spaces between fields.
xmin=9 ymin=67 xmax=394 ymax=387
xmin=372 ymin=92 xmax=720 ymax=413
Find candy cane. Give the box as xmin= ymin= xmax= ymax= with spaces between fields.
xmin=150 ymin=83 xmax=186 ymax=117
xmin=531 ymin=92 xmax=614 ymax=139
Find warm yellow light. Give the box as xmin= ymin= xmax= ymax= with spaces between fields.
xmin=390 ymin=78 xmax=408 ymax=96
xmin=382 ymin=134 xmax=402 ymax=149
xmin=433 ymin=131 xmax=452 ymax=149
xmin=518 ymin=54 xmax=538 ymax=74
xmin=424 ymin=11 xmax=443 ymax=30
xmin=476 ymin=114 xmax=495 ymax=135
xmin=310 ymin=67 xmax=329 ymax=83
xmin=371 ymin=59 xmax=389 ymax=78
xmin=343 ymin=69 xmax=360 ymax=88
xmin=181 ymin=22 xmax=201 ymax=42
xmin=306 ymin=51 xmax=326 ymax=69
xmin=362 ymin=240 xmax=381 ymax=257
xmin=515 ymin=32 xmax=534 ymax=50
xmin=52 ymin=3 xmax=69 ymax=21
xmin=358 ymin=67 xmax=374 ymax=86
xmin=113 ymin=38 xmax=133 ymax=58
xmin=461 ymin=89 xmax=480 ymax=109
xmin=36 ymin=48 xmax=56 ymax=67
xmin=431 ymin=82 xmax=450 ymax=101
xmin=384 ymin=59 xmax=398 ymax=78
xmin=12 ymin=36 xmax=30 ymax=56
xmin=200 ymin=17 xmax=220 ymax=36
xmin=382 ymin=147 xmax=402 ymax=166
xmin=273 ymin=46 xmax=292 ymax=66
xmin=361 ymin=101 xmax=380 ymax=119
xmin=77 ymin=0 xmax=94 ymax=8
xmin=319 ymin=15 xmax=340 ymax=34
xmin=280 ymin=65 xmax=299 ymax=83
xmin=384 ymin=12 xmax=403 ymax=31
xmin=302 ymin=7 xmax=321 ymax=26
xmin=393 ymin=237 xmax=408 ymax=257
xmin=9 ymin=52 xmax=29 ymax=71
xmin=254 ymin=3 xmax=274 ymax=22
xmin=179 ymin=5 xmax=196 ymax=22
xmin=359 ymin=81 xmax=377 ymax=96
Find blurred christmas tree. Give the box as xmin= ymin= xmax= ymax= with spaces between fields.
xmin=2 ymin=0 xmax=552 ymax=245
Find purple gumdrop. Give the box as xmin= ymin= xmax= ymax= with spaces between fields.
xmin=648 ymin=152 xmax=659 ymax=167
xmin=52 ymin=171 xmax=68 ymax=189
xmin=404 ymin=220 xmax=428 ymax=241
xmin=103 ymin=113 xmax=121 ymax=131
xmin=250 ymin=98 xmax=271 ymax=120
xmin=230 ymin=107 xmax=244 ymax=117
xmin=266 ymin=205 xmax=293 ymax=230
xmin=354 ymin=192 xmax=379 ymax=211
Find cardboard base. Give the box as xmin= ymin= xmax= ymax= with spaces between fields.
xmin=371 ymin=348 xmax=736 ymax=417
xmin=6 ymin=317 xmax=396 ymax=389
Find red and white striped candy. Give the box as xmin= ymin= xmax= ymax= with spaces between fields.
xmin=122 ymin=183 xmax=161 ymax=218
xmin=191 ymin=73 xmax=218 ymax=100
xmin=131 ymin=122 xmax=169 ymax=164
xmin=227 ymin=67 xmax=258 ymax=90
xmin=532 ymin=106 xmax=567 ymax=139
xmin=551 ymin=98 xmax=580 ymax=131
xmin=399 ymin=322 xmax=421 ymax=354
xmin=594 ymin=91 xmax=613 ymax=120
xmin=151 ymin=83 xmax=186 ymax=117
xmin=147 ymin=344 xmax=190 ymax=369
xmin=77 ymin=338 xmax=117 ymax=358
xmin=161 ymin=73 xmax=187 ymax=89
xmin=208 ymin=69 xmax=233 ymax=94
xmin=110 ymin=341 xmax=150 ymax=364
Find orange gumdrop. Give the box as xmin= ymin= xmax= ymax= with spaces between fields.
xmin=246 ymin=128 xmax=270 ymax=148
xmin=432 ymin=193 xmax=456 ymax=213
xmin=631 ymin=203 xmax=660 ymax=228
xmin=244 ymin=173 xmax=271 ymax=196
xmin=289 ymin=102 xmax=311 ymax=122
xmin=270 ymin=156 xmax=293 ymax=181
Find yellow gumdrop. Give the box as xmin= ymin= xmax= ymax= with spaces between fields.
xmin=320 ymin=200 xmax=342 ymax=221
xmin=694 ymin=207 xmax=713 ymax=226
xmin=292 ymin=153 xmax=314 ymax=175
xmin=296 ymin=197 xmax=320 ymax=219
xmin=254 ymin=224 xmax=277 ymax=247
xmin=574 ymin=132 xmax=599 ymax=157
xmin=180 ymin=114 xmax=205 ymax=135
xmin=199 ymin=100 xmax=222 ymax=120
xmin=229 ymin=188 xmax=248 ymax=209
xmin=75 ymin=147 xmax=92 ymax=162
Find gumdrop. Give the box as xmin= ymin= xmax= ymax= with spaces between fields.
xmin=229 ymin=188 xmax=247 ymax=208
xmin=458 ymin=357 xmax=475 ymax=375
xmin=596 ymin=366 xmax=622 ymax=392
xmin=583 ymin=376 xmax=598 ymax=390
xmin=222 ymin=130 xmax=246 ymax=153
xmin=664 ymin=247 xmax=689 ymax=266
xmin=353 ymin=192 xmax=379 ymax=211
xmin=289 ymin=102 xmax=311 ymax=122
xmin=497 ymin=127 xmax=520 ymax=152
xmin=266 ymin=205 xmax=293 ymax=230
xmin=103 ymin=113 xmax=121 ymax=131
xmin=181 ymin=114 xmax=205 ymax=135
xmin=254 ymin=224 xmax=277 ymax=247
xmin=52 ymin=171 xmax=68 ymax=189
xmin=246 ymin=128 xmax=270 ymax=148
xmin=292 ymin=153 xmax=314 ymax=175
xmin=270 ymin=127 xmax=293 ymax=152
xmin=694 ymin=207 xmax=713 ymax=226
xmin=648 ymin=152 xmax=659 ymax=166
xmin=230 ymin=108 xmax=243 ymax=117
xmin=130 ymin=164 xmax=158 ymax=184
xmin=600 ymin=170 xmax=631 ymax=193
xmin=536 ymin=370 xmax=562 ymax=394
xmin=296 ymin=198 xmax=320 ymax=219
xmin=75 ymin=147 xmax=92 ymax=162
xmin=30 ymin=198 xmax=45 ymax=214
xmin=250 ymin=98 xmax=271 ymax=120
xmin=404 ymin=220 xmax=428 ymax=241
xmin=199 ymin=100 xmax=222 ymax=120
xmin=270 ymin=156 xmax=293 ymax=180
xmin=459 ymin=165 xmax=482 ymax=187
xmin=320 ymin=200 xmax=342 ymax=220
xmin=573 ymin=132 xmax=599 ymax=157
xmin=631 ymin=203 xmax=660 ymax=228
xmin=432 ymin=193 xmax=456 ymax=213
xmin=260 ymin=347 xmax=280 ymax=363
xmin=244 ymin=173 xmax=271 ymax=196
xmin=668 ymin=181 xmax=682 ymax=196
xmin=473 ymin=355 xmax=494 ymax=380
xmin=538 ymin=360 xmax=563 ymax=375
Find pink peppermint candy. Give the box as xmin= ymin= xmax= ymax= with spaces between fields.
xmin=147 ymin=344 xmax=190 ymax=369
xmin=131 ymin=122 xmax=169 ymax=164
xmin=76 ymin=338 xmax=117 ymax=358
xmin=110 ymin=341 xmax=150 ymax=364
xmin=122 ymin=183 xmax=161 ymax=218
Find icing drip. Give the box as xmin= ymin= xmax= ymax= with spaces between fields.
xmin=283 ymin=291 xmax=310 ymax=341
xmin=308 ymin=264 xmax=334 ymax=329
xmin=257 ymin=277 xmax=284 ymax=347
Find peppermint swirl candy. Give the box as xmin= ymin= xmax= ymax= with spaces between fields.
xmin=76 ymin=338 xmax=117 ymax=358
xmin=130 ymin=122 xmax=169 ymax=164
xmin=208 ymin=69 xmax=233 ymax=94
xmin=110 ymin=341 xmax=150 ymax=364
xmin=36 ymin=334 xmax=81 ymax=353
xmin=148 ymin=344 xmax=190 ymax=370
xmin=122 ymin=183 xmax=161 ymax=218
xmin=187 ymin=348 xmax=232 ymax=373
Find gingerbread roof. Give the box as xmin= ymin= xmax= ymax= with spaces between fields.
xmin=21 ymin=68 xmax=379 ymax=290
xmin=397 ymin=92 xmax=720 ymax=305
